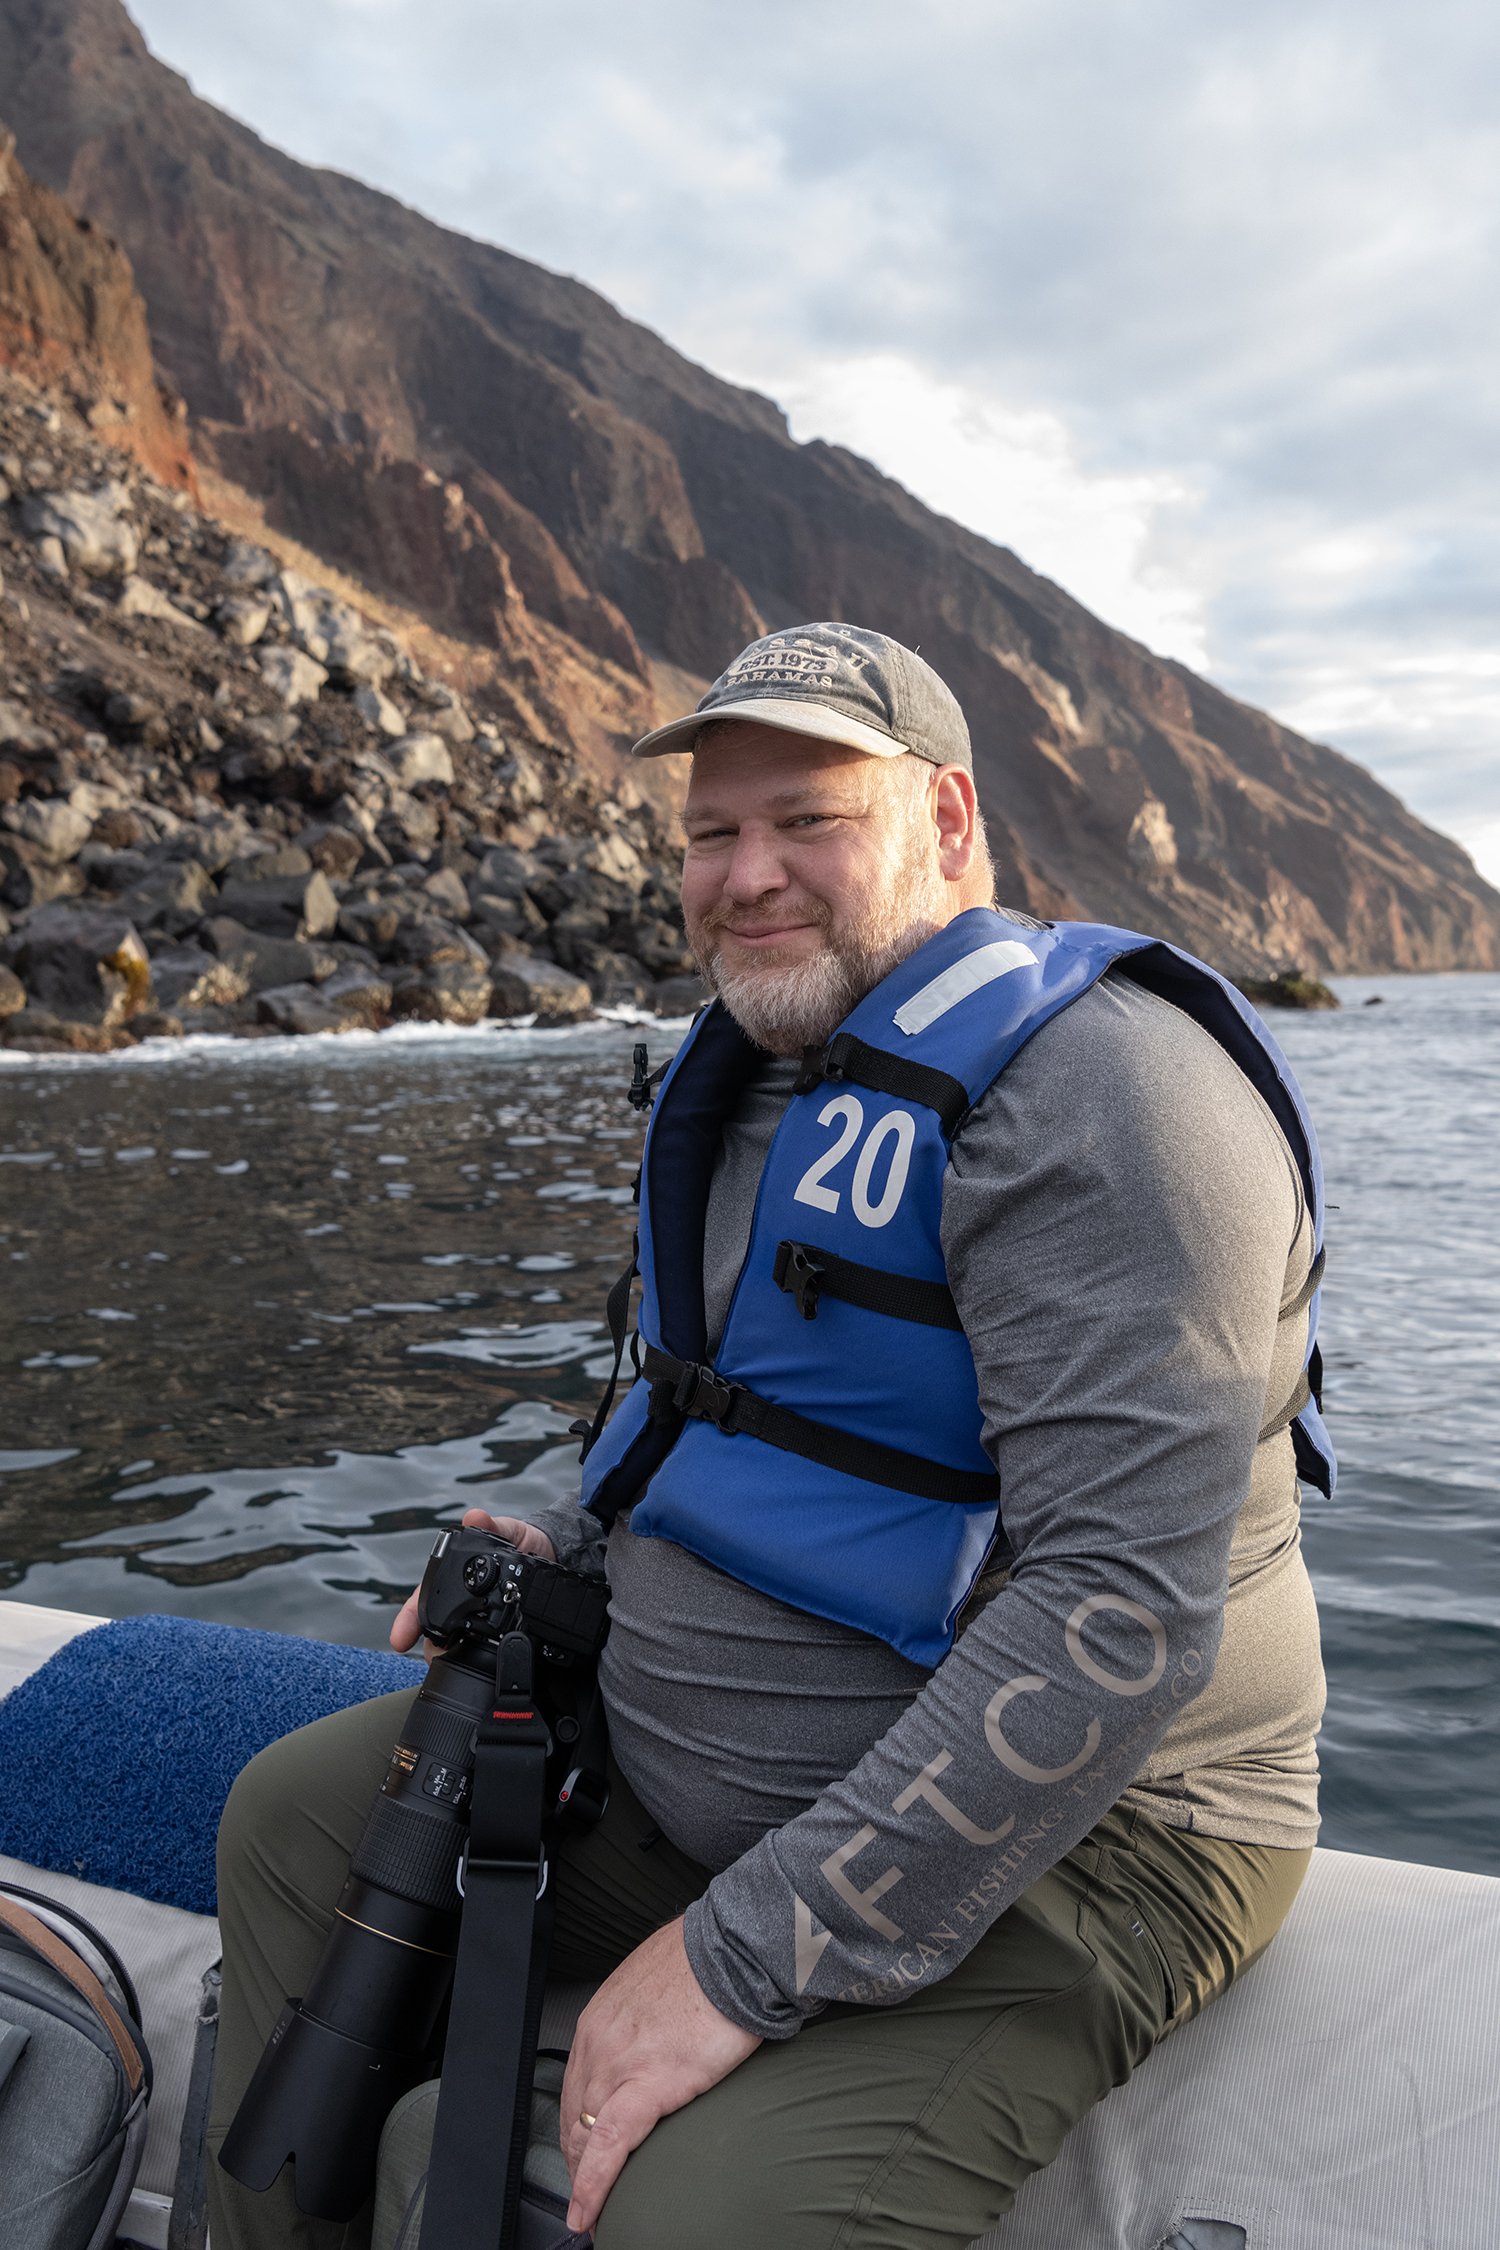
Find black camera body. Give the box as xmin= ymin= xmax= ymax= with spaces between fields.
xmin=418 ymin=1525 xmax=609 ymax=1662
xmin=220 ymin=1527 xmax=609 ymax=2221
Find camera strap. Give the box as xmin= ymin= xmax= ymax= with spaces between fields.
xmin=418 ymin=1631 xmax=555 ymax=2250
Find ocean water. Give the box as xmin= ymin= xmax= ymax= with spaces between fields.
xmin=2 ymin=976 xmax=1497 ymax=1876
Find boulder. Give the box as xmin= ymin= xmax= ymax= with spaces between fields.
xmin=147 ymin=942 xmax=250 ymax=1012
xmin=215 ymin=595 xmax=272 ymax=648
xmin=389 ymin=733 xmax=454 ymax=788
xmin=378 ymin=791 xmax=441 ymax=860
xmin=11 ymin=901 xmax=152 ymax=1025
xmin=238 ymin=712 xmax=301 ymax=753
xmin=581 ymin=829 xmax=647 ymax=891
xmin=89 ymin=806 xmax=148 ymax=851
xmin=0 ymin=698 xmax=55 ymax=753
xmin=125 ymin=1008 xmax=184 ymax=1041
xmin=492 ymin=742 xmax=546 ymax=812
xmin=547 ymin=903 xmax=611 ymax=971
xmin=473 ymin=844 xmax=540 ymax=899
xmin=488 ymin=953 xmax=592 ymax=1024
xmin=0 ymin=963 xmax=25 ymax=1018
xmin=628 ymin=915 xmax=697 ymax=976
xmin=102 ymin=690 xmax=160 ymax=737
xmin=587 ymin=952 xmax=653 ymax=1008
xmin=258 ymin=647 xmax=328 ymax=707
xmin=165 ymin=815 xmax=256 ymax=874
xmin=324 ymin=630 xmax=395 ymax=688
xmin=1239 ymin=971 xmax=1340 ymax=1012
xmin=0 ymin=1007 xmax=121 ymax=1053
xmin=351 ymin=684 xmax=406 ymax=738
xmin=471 ymin=890 xmax=547 ymax=947
xmin=423 ymin=700 xmax=475 ymax=746
xmin=21 ymin=483 xmax=137 ymax=577
xmin=3 ymin=797 xmax=93 ymax=863
xmin=216 ymin=869 xmax=339 ymax=940
xmin=254 ymin=982 xmax=353 ymax=1035
xmin=118 ymin=575 xmax=203 ymax=631
xmin=525 ymin=865 xmax=587 ymax=921
xmin=202 ymin=916 xmax=339 ymax=994
xmin=295 ymin=824 xmax=365 ymax=881
xmin=422 ymin=865 xmax=470 ymax=921
xmin=319 ymin=962 xmax=393 ymax=1027
xmin=652 ymin=972 xmax=712 ymax=1015
xmin=385 ymin=913 xmax=486 ymax=970
xmin=337 ymin=893 xmax=404 ymax=953
xmin=391 ymin=956 xmax=491 ymax=1025
xmin=0 ymin=837 xmax=84 ymax=912
xmin=221 ymin=538 xmax=277 ymax=588
xmin=223 ymin=844 xmax=313 ymax=883
xmin=115 ymin=857 xmax=216 ymax=936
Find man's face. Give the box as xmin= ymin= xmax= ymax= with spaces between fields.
xmin=680 ymin=724 xmax=962 ymax=1055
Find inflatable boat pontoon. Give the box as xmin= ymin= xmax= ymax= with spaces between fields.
xmin=2 ymin=1598 xmax=1497 ymax=2250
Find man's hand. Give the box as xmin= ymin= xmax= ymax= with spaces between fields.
xmin=560 ymin=1918 xmax=761 ymax=2234
xmin=388 ymin=1509 xmax=557 ymax=1655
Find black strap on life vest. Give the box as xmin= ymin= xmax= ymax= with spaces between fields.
xmin=641 ymin=1343 xmax=1000 ymax=1507
xmin=571 ymin=1244 xmax=639 ymax=1461
xmin=773 ymin=1239 xmax=963 ymax=1330
xmin=795 ymin=1033 xmax=971 ymax=1138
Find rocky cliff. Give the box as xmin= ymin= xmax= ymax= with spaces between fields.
xmin=0 ymin=154 xmax=695 ymax=1057
xmin=0 ymin=122 xmax=190 ymax=489
xmin=3 ymin=0 xmax=1498 ymax=975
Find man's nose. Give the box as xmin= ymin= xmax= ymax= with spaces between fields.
xmin=721 ymin=826 xmax=789 ymax=901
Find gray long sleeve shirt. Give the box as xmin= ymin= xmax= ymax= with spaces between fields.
xmin=533 ymin=972 xmax=1325 ymax=2038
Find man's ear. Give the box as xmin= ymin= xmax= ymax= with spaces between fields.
xmin=933 ymin=767 xmax=980 ymax=884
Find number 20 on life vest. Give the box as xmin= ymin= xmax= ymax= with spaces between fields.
xmin=792 ymin=1096 xmax=917 ymax=1229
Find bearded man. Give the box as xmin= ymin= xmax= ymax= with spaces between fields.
xmin=208 ymin=624 xmax=1331 ymax=2250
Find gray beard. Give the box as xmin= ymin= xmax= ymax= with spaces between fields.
xmin=701 ymin=917 xmax=941 ymax=1056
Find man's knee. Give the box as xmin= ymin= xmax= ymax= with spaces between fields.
xmin=217 ymin=1689 xmax=415 ymax=1927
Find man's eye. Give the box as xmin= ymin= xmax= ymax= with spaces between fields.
xmin=789 ymin=813 xmax=832 ymax=829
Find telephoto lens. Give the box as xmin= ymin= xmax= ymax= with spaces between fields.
xmin=218 ymin=1644 xmax=494 ymax=2217
xmin=219 ymin=1527 xmax=609 ymax=2221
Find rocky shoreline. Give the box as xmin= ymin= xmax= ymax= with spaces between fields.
xmin=0 ymin=372 xmax=704 ymax=1054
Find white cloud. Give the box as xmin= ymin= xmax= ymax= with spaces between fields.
xmin=125 ymin=0 xmax=1500 ymax=877
xmin=764 ymin=354 xmax=1210 ymax=669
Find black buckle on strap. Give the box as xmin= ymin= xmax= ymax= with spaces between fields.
xmin=793 ymin=1043 xmax=832 ymax=1096
xmin=672 ymin=1361 xmax=742 ymax=1424
xmin=773 ymin=1240 xmax=824 ymax=1319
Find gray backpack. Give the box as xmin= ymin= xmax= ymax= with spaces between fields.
xmin=0 ymin=1883 xmax=152 ymax=2250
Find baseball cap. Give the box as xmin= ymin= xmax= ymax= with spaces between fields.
xmin=630 ymin=622 xmax=973 ymax=772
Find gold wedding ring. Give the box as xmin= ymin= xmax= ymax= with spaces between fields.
xmin=579 ymin=2111 xmax=598 ymax=2129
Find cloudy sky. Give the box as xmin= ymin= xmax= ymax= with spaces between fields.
xmin=128 ymin=0 xmax=1500 ymax=880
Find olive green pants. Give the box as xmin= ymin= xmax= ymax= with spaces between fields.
xmin=206 ymin=1689 xmax=1310 ymax=2250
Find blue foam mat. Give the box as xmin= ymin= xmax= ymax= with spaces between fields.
xmin=0 ymin=1613 xmax=417 ymax=1914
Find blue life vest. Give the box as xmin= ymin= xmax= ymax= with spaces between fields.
xmin=580 ymin=908 xmax=1335 ymax=1668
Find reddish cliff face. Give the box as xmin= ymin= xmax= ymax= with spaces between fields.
xmin=0 ymin=124 xmax=192 ymax=489
xmin=4 ymin=0 xmax=1497 ymax=973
